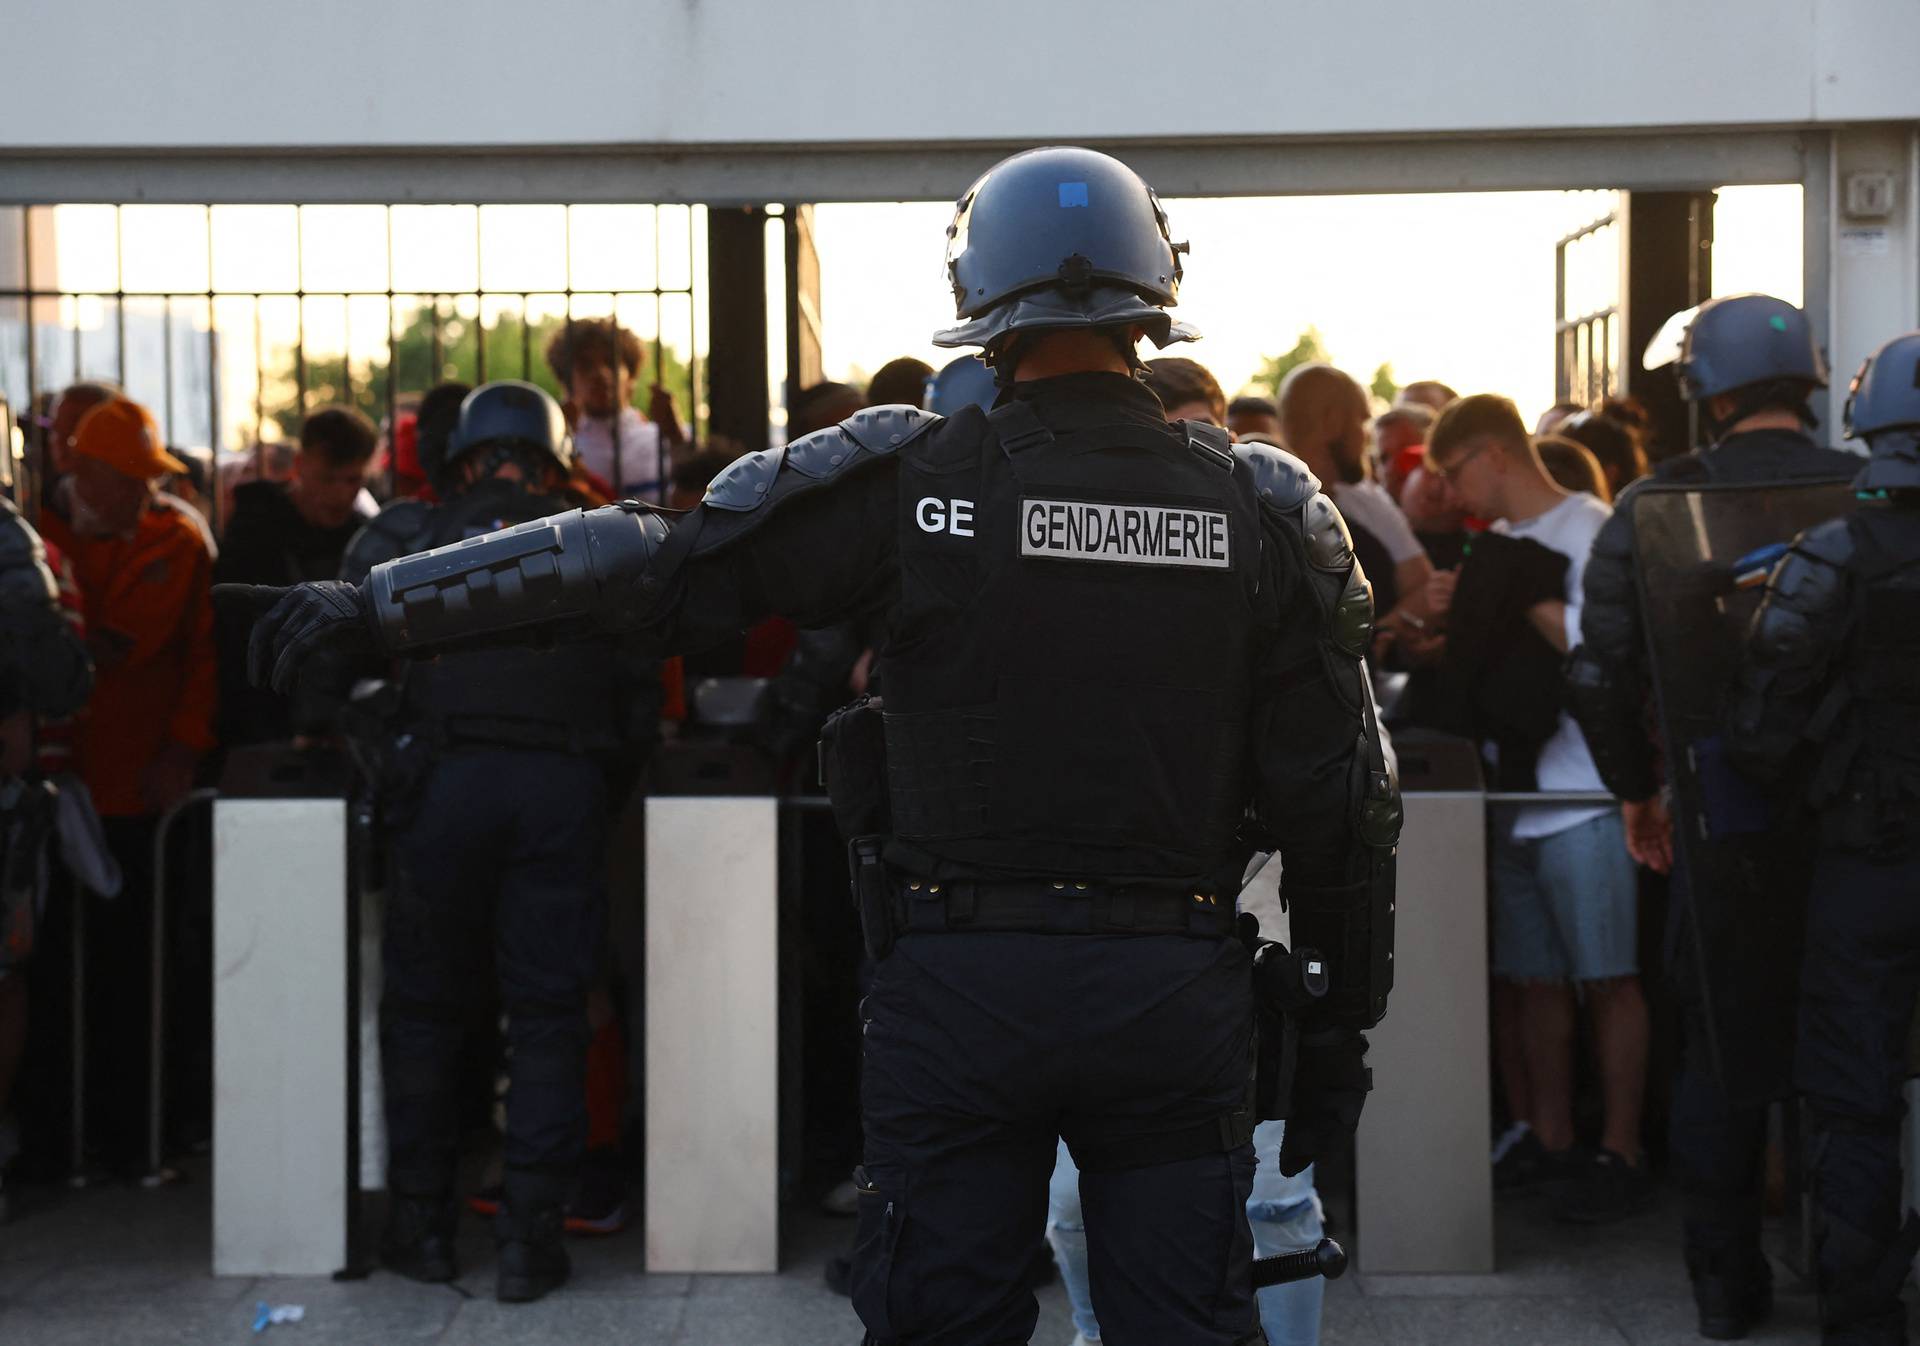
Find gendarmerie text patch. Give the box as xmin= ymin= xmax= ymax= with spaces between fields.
xmin=1019 ymin=498 xmax=1230 ymax=570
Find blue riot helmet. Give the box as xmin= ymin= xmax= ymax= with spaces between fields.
xmin=447 ymin=380 xmax=575 ymax=484
xmin=1642 ymin=294 xmax=1828 ymax=439
xmin=1843 ymin=331 xmax=1920 ymax=492
xmin=924 ymin=355 xmax=999 ymax=416
xmin=932 ymin=146 xmax=1199 ymax=358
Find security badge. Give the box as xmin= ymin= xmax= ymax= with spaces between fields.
xmin=1019 ymin=498 xmax=1230 ymax=570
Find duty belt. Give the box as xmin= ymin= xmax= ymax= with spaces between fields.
xmin=891 ymin=876 xmax=1236 ymax=939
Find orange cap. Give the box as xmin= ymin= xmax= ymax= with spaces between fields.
xmin=71 ymin=398 xmax=187 ymax=479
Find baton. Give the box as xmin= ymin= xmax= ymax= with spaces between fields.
xmin=1251 ymin=1236 xmax=1348 ymax=1288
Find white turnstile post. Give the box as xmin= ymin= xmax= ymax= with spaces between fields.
xmin=212 ymin=797 xmax=349 ymax=1276
xmin=644 ymin=795 xmax=780 ymax=1273
xmin=1355 ymin=786 xmax=1494 ymax=1274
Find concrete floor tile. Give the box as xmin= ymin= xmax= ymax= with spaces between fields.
xmin=247 ymin=1273 xmax=464 ymax=1340
xmin=12 ymin=1257 xmax=255 ymax=1307
xmin=445 ymin=1293 xmax=685 ymax=1344
xmin=0 ymin=1298 xmax=259 ymax=1345
xmin=1366 ymin=1295 xmax=1631 ymax=1346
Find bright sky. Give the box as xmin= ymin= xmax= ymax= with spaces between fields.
xmin=812 ymin=186 xmax=1804 ymax=427
xmin=29 ymin=187 xmax=1801 ymax=448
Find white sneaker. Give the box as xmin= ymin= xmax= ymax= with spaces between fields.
xmin=1068 ymin=1334 xmax=1102 ymax=1346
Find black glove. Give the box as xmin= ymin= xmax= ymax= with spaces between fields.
xmin=215 ymin=582 xmax=379 ymax=696
xmin=1278 ymin=1028 xmax=1371 ymax=1177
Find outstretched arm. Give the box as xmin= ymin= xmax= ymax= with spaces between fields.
xmin=239 ymin=407 xmax=934 ymax=693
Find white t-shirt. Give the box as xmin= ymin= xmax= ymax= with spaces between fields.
xmin=573 ymin=407 xmax=665 ymax=500
xmin=1333 ymin=480 xmax=1425 ymax=566
xmin=1491 ymin=491 xmax=1614 ymax=839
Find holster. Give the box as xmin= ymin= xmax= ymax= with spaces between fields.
xmin=848 ymin=836 xmax=894 ymax=962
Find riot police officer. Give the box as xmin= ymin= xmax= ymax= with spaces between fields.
xmin=1728 ymin=332 xmax=1920 ymax=1346
xmin=1567 ymin=293 xmax=1861 ymax=1339
xmin=334 ymin=381 xmax=654 ymax=1302
xmin=235 ymin=146 xmax=1397 ymax=1345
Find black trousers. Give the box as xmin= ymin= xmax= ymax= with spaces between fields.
xmin=1664 ymin=861 xmax=1773 ymax=1280
xmin=1797 ymin=847 xmax=1920 ymax=1341
xmin=850 ymin=929 xmax=1261 ymax=1346
xmin=381 ymin=749 xmax=606 ymax=1196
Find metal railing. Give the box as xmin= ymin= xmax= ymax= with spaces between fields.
xmin=0 ymin=203 xmax=705 ymax=529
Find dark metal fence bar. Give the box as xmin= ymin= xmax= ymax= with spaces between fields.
xmin=0 ymin=203 xmax=703 ymax=482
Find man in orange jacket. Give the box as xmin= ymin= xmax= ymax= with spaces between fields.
xmin=39 ymin=393 xmax=216 ymax=1174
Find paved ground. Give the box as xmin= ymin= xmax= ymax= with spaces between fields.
xmin=1 ymin=1171 xmax=1913 ymax=1344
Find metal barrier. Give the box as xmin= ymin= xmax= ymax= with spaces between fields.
xmin=144 ymin=787 xmax=217 ymax=1186
xmin=65 ymin=786 xmax=218 ymax=1188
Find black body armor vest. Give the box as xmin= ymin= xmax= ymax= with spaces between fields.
xmin=402 ymin=481 xmax=627 ymax=752
xmin=880 ymin=401 xmax=1261 ymax=891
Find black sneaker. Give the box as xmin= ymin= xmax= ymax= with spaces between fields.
xmin=1556 ymin=1149 xmax=1657 ymax=1225
xmin=1493 ymin=1131 xmax=1580 ymax=1192
xmin=1692 ymin=1265 xmax=1773 ymax=1340
xmin=379 ymin=1193 xmax=458 ymax=1284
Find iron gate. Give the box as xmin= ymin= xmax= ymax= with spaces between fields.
xmin=0 ymin=203 xmax=707 ymax=529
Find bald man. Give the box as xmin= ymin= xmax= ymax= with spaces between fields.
xmin=1278 ymin=364 xmax=1435 ymax=639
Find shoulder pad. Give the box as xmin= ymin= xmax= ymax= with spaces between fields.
xmin=342 ymin=499 xmax=436 ymax=579
xmin=840 ymin=404 xmax=942 ymax=455
xmin=705 ymin=406 xmax=945 ymax=512
xmin=1302 ymin=492 xmax=1357 ymax=571
xmin=0 ymin=505 xmax=57 ymax=614
xmin=0 ymin=500 xmax=45 ymax=571
xmin=704 ymin=445 xmax=786 ymax=511
xmin=1183 ymin=420 xmax=1234 ymax=472
xmin=1232 ymin=441 xmax=1321 ymax=512
xmin=1794 ymin=515 xmax=1855 ymax=568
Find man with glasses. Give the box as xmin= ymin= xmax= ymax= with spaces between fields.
xmin=1424 ymin=395 xmax=1654 ymax=1225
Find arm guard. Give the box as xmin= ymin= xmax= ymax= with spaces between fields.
xmin=362 ymin=406 xmax=939 ymax=659
xmin=1726 ymin=518 xmax=1854 ymax=780
xmin=1566 ymin=489 xmax=1658 ymax=800
xmin=1237 ymin=444 xmax=1399 ymax=1030
xmin=366 ymin=501 xmax=671 ymax=655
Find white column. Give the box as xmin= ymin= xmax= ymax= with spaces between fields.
xmin=1355 ymin=788 xmax=1494 ymax=1274
xmin=212 ymin=798 xmax=348 ymax=1276
xmin=1816 ymin=125 xmax=1920 ymax=435
xmin=644 ymin=796 xmax=781 ymax=1273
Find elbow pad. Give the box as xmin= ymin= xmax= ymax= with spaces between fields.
xmin=1287 ymin=686 xmax=1400 ymax=1031
xmin=367 ymin=502 xmax=670 ymax=654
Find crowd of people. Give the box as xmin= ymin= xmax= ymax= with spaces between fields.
xmin=1 ymin=253 xmax=1914 ymax=1345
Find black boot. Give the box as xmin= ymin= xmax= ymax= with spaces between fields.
xmin=1689 ymin=1250 xmax=1774 ymax=1340
xmin=379 ymin=1191 xmax=458 ymax=1284
xmin=496 ymin=1170 xmax=571 ymax=1303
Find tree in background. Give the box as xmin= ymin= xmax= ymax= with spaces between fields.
xmin=1247 ymin=327 xmax=1330 ymax=398
xmin=1370 ymin=362 xmax=1399 ymax=405
xmin=264 ymin=302 xmax=700 ymax=441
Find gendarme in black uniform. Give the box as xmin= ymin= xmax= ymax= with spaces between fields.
xmin=1728 ymin=332 xmax=1920 ymax=1346
xmin=1567 ymin=294 xmax=1862 ymax=1340
xmin=337 ymin=382 xmax=654 ymax=1304
xmin=238 ymin=147 xmax=1397 ymax=1344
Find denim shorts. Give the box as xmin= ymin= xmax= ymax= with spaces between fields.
xmin=1491 ymin=809 xmax=1638 ymax=982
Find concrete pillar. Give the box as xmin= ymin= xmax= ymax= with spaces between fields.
xmin=643 ymin=795 xmax=781 ymax=1273
xmin=1811 ymin=125 xmax=1920 ymax=437
xmin=212 ymin=797 xmax=349 ymax=1276
xmin=705 ymin=206 xmax=772 ymax=453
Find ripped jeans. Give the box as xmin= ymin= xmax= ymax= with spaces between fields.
xmin=1047 ymin=1121 xmax=1324 ymax=1346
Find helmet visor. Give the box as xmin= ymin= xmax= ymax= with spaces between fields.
xmin=1642 ymin=304 xmax=1700 ymax=373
